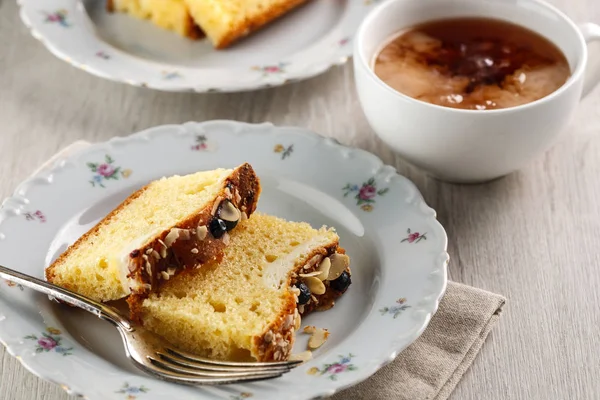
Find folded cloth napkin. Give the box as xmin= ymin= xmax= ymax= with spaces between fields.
xmin=332 ymin=282 xmax=506 ymax=400
xmin=38 ymin=142 xmax=506 ymax=400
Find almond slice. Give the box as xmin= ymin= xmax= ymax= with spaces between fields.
xmin=299 ymin=271 xmax=321 ymax=278
xmin=308 ymin=328 xmax=330 ymax=350
xmin=164 ymin=228 xmax=181 ymax=247
xmin=211 ymin=197 xmax=223 ymax=216
xmin=219 ymin=200 xmax=241 ymax=222
xmin=157 ymin=239 xmax=168 ymax=258
xmin=304 ymin=276 xmax=326 ymax=295
xmin=294 ymin=309 xmax=301 ymax=331
xmin=316 ymin=257 xmax=331 ymax=281
xmin=289 ymin=350 xmax=313 ymax=362
xmin=327 ymin=254 xmax=350 ymax=281
xmin=196 ymin=225 xmax=208 ymax=240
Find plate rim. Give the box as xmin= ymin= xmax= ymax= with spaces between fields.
xmin=0 ymin=120 xmax=449 ymax=399
xmin=17 ymin=0 xmax=377 ymax=93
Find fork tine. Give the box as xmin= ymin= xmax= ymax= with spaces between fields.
xmin=157 ymin=351 xmax=293 ymax=373
xmin=167 ymin=348 xmax=302 ymax=368
xmin=142 ymin=359 xmax=285 ymax=385
xmin=150 ymin=357 xmax=291 ymax=378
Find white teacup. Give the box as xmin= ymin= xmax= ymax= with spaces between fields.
xmin=354 ymin=0 xmax=600 ymax=183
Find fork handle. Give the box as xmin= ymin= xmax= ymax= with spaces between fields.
xmin=0 ymin=264 xmax=131 ymax=331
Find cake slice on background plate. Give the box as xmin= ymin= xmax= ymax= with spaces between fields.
xmin=184 ymin=0 xmax=310 ymax=49
xmin=46 ymin=163 xmax=261 ymax=306
xmin=140 ymin=213 xmax=351 ymax=362
xmin=107 ymin=0 xmax=203 ymax=39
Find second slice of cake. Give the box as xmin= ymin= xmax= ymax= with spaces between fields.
xmin=140 ymin=213 xmax=351 ymax=361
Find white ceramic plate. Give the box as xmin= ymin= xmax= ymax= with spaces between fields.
xmin=0 ymin=121 xmax=448 ymax=400
xmin=18 ymin=0 xmax=381 ymax=92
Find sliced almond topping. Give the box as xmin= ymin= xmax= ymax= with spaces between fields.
xmin=298 ymin=304 xmax=305 ymax=314
xmin=151 ymin=250 xmax=161 ymax=260
xmin=294 ymin=309 xmax=301 ymax=331
xmin=157 ymin=239 xmax=168 ymax=258
xmin=283 ymin=313 xmax=294 ymax=330
xmin=222 ymin=232 xmax=230 ymax=245
xmin=167 ymin=267 xmax=176 ymax=276
xmin=304 ymin=276 xmax=326 ymax=295
xmin=241 ymin=211 xmax=248 ymax=221
xmin=308 ymin=328 xmax=330 ymax=350
xmin=308 ymin=255 xmax=323 ymax=268
xmin=164 ymin=229 xmax=180 ymax=247
xmin=191 ymin=248 xmax=199 ymax=254
xmin=299 ymin=271 xmax=321 ymax=278
xmin=234 ymin=190 xmax=242 ymax=204
xmin=290 ymin=286 xmax=301 ymax=297
xmin=161 ymin=271 xmax=170 ymax=280
xmin=219 ymin=200 xmax=240 ymax=222
xmin=196 ymin=225 xmax=208 ymax=241
xmin=303 ymin=325 xmax=317 ymax=334
xmin=145 ymin=248 xmax=153 ymax=255
xmin=211 ymin=197 xmax=223 ymax=216
xmin=264 ymin=330 xmax=274 ymax=343
xmin=316 ymin=257 xmax=331 ymax=281
xmin=289 ymin=350 xmax=313 ymax=362
xmin=327 ymin=254 xmax=350 ymax=281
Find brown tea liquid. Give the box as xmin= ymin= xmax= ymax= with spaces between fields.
xmin=373 ymin=18 xmax=570 ymax=110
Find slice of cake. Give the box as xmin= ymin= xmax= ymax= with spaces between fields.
xmin=139 ymin=213 xmax=351 ymax=361
xmin=184 ymin=0 xmax=309 ymax=49
xmin=45 ymin=163 xmax=260 ymax=304
xmin=107 ymin=0 xmax=203 ymax=39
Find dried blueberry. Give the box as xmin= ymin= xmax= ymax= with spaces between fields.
xmin=330 ymin=271 xmax=351 ymax=292
xmin=296 ymin=282 xmax=311 ymax=305
xmin=209 ymin=218 xmax=228 ymax=239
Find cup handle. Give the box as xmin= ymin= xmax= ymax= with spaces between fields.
xmin=579 ymin=23 xmax=600 ymax=98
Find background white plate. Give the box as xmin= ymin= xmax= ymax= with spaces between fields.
xmin=0 ymin=121 xmax=448 ymax=399
xmin=18 ymin=0 xmax=381 ymax=92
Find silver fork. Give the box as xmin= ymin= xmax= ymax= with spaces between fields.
xmin=0 ymin=265 xmax=300 ymax=385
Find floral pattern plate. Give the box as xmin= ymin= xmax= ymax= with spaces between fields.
xmin=0 ymin=121 xmax=448 ymax=399
xmin=18 ymin=0 xmax=381 ymax=92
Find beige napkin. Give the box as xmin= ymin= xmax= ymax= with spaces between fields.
xmin=37 ymin=143 xmax=506 ymax=400
xmin=332 ymin=282 xmax=506 ymax=400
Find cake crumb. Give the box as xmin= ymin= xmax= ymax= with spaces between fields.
xmin=303 ymin=326 xmax=317 ymax=334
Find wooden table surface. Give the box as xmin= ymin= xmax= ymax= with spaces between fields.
xmin=2 ymin=0 xmax=600 ymax=399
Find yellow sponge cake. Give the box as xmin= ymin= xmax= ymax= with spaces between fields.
xmin=46 ymin=163 xmax=260 ymax=304
xmin=184 ymin=0 xmax=309 ymax=48
xmin=139 ymin=213 xmax=351 ymax=361
xmin=107 ymin=0 xmax=203 ymax=39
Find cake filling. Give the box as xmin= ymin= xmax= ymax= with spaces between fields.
xmin=262 ymin=234 xmax=335 ymax=290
